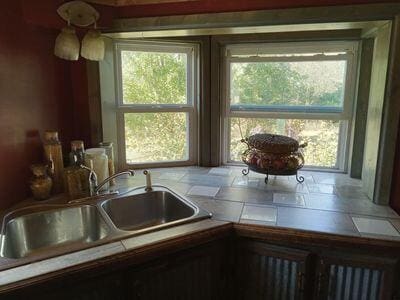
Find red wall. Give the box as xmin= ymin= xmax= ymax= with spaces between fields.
xmin=0 ymin=0 xmax=398 ymax=211
xmin=0 ymin=1 xmax=75 ymax=210
xmin=116 ymin=0 xmax=395 ymax=18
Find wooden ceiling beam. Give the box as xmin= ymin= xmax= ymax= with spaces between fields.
xmin=87 ymin=0 xmax=197 ymax=6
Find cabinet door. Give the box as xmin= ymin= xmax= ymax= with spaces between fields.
xmin=126 ymin=241 xmax=228 ymax=300
xmin=314 ymin=252 xmax=398 ymax=300
xmin=235 ymin=240 xmax=312 ymax=300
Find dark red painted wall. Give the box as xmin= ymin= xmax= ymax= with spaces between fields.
xmin=1 ymin=0 xmax=399 ymax=211
xmin=0 ymin=1 xmax=74 ymax=210
xmin=116 ymin=0 xmax=395 ymax=18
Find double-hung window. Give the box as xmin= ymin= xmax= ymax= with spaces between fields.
xmin=114 ymin=41 xmax=198 ymax=168
xmin=222 ymin=41 xmax=359 ymax=170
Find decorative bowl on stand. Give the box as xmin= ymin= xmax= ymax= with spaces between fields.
xmin=241 ymin=133 xmax=307 ymax=184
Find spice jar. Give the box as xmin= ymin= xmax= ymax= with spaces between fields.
xmin=43 ymin=131 xmax=64 ymax=194
xmin=85 ymin=148 xmax=109 ymax=191
xmin=99 ymin=142 xmax=115 ymax=186
xmin=30 ymin=164 xmax=52 ymax=200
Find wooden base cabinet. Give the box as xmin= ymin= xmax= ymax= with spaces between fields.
xmin=2 ymin=229 xmax=400 ymax=300
xmin=234 ymin=237 xmax=399 ymax=300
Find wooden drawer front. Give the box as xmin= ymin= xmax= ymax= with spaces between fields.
xmin=326 ymin=264 xmax=383 ymax=300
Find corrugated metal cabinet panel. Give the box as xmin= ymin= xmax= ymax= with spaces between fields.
xmin=314 ymin=252 xmax=398 ymax=300
xmin=235 ymin=240 xmax=312 ymax=300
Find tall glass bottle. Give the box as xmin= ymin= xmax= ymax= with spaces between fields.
xmin=43 ymin=131 xmax=64 ymax=194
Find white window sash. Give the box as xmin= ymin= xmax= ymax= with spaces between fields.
xmin=113 ymin=40 xmax=198 ymax=168
xmin=222 ymin=41 xmax=359 ymax=171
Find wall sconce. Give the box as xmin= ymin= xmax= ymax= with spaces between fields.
xmin=55 ymin=1 xmax=104 ymax=61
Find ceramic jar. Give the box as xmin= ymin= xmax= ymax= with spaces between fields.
xmin=30 ymin=164 xmax=53 ymax=200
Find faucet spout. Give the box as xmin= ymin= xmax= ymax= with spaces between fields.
xmin=80 ymin=164 xmax=98 ymax=197
xmin=143 ymin=170 xmax=153 ymax=192
xmin=94 ymin=170 xmax=135 ymax=195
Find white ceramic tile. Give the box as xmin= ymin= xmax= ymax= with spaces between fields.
xmin=273 ymin=193 xmax=305 ymax=207
xmin=158 ymin=172 xmax=186 ymax=181
xmin=336 ymin=185 xmax=368 ymax=200
xmin=241 ymin=205 xmax=277 ymax=223
xmin=187 ymin=185 xmax=220 ymax=197
xmin=307 ymin=183 xmax=336 ymax=195
xmin=232 ymin=176 xmax=260 ymax=188
xmin=352 ymin=217 xmax=400 ymax=237
xmin=208 ymin=168 xmax=232 ymax=176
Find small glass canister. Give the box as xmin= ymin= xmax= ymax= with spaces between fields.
xmin=99 ymin=142 xmax=115 ymax=186
xmin=30 ymin=164 xmax=53 ymax=200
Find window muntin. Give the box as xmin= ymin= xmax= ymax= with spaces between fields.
xmin=223 ymin=41 xmax=358 ymax=170
xmin=115 ymin=41 xmax=197 ymax=167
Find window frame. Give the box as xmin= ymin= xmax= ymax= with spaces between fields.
xmin=221 ymin=41 xmax=359 ymax=171
xmin=114 ymin=40 xmax=199 ymax=169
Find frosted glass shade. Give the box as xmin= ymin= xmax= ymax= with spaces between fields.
xmin=81 ymin=29 xmax=105 ymax=61
xmin=54 ymin=26 xmax=80 ymax=61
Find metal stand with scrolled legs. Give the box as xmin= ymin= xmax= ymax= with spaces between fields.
xmin=242 ymin=166 xmax=305 ymax=184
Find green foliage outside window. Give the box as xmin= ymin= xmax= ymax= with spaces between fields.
xmin=121 ymin=50 xmax=345 ymax=167
xmin=122 ymin=51 xmax=188 ymax=163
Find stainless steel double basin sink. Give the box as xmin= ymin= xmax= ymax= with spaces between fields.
xmin=0 ymin=186 xmax=211 ymax=259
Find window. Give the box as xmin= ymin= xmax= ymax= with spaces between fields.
xmin=115 ymin=41 xmax=198 ymax=167
xmin=222 ymin=41 xmax=358 ymax=170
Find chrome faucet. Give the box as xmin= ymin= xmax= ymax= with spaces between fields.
xmin=80 ymin=165 xmax=135 ymax=196
xmin=143 ymin=170 xmax=153 ymax=192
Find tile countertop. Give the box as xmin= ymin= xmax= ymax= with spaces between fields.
xmin=1 ymin=166 xmax=400 ymax=291
xmin=138 ymin=166 xmax=400 ymax=240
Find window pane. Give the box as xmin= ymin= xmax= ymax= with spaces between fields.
xmin=125 ymin=112 xmax=188 ymax=163
xmin=230 ymin=61 xmax=346 ymax=109
xmin=121 ymin=50 xmax=187 ymax=104
xmin=230 ymin=118 xmax=341 ymax=168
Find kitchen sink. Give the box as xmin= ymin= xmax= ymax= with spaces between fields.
xmin=101 ymin=189 xmax=209 ymax=232
xmin=0 ymin=186 xmax=211 ymax=260
xmin=0 ymin=205 xmax=109 ymax=259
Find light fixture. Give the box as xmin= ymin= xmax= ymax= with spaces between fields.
xmin=81 ymin=26 xmax=105 ymax=61
xmin=54 ymin=25 xmax=80 ymax=61
xmin=55 ymin=1 xmax=104 ymax=61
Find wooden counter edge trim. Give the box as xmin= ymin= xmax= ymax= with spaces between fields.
xmin=233 ymin=223 xmax=400 ymax=253
xmin=0 ymin=222 xmax=233 ymax=295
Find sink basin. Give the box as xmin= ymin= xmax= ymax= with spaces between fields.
xmin=101 ymin=190 xmax=206 ymax=232
xmin=0 ymin=205 xmax=109 ymax=259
